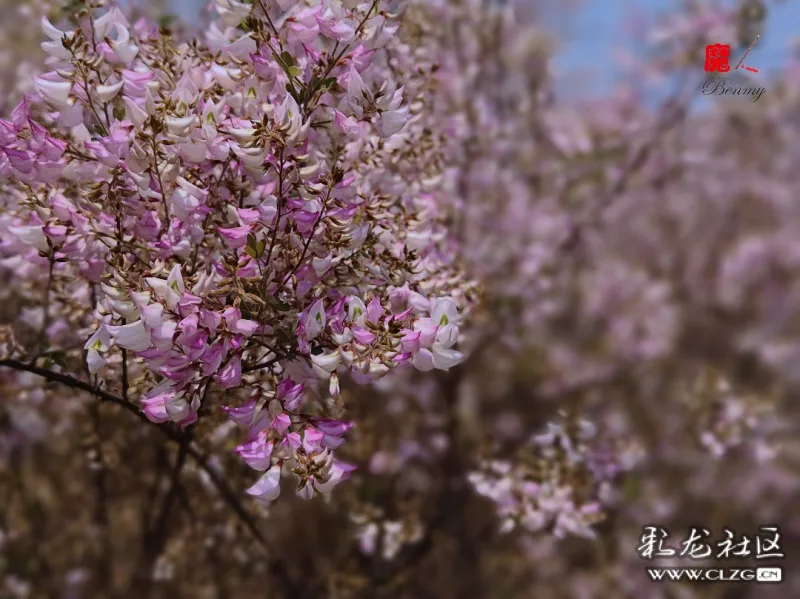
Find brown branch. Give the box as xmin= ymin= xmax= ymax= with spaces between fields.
xmin=150 ymin=136 xmax=171 ymax=223
xmin=276 ymin=185 xmax=331 ymax=296
xmin=142 ymin=446 xmax=169 ymax=533
xmin=263 ymin=147 xmax=286 ymax=289
xmin=0 ymin=358 xmax=267 ymax=548
xmin=121 ymin=347 xmax=129 ymax=401
xmin=131 ymin=438 xmax=190 ymax=594
xmin=89 ymin=402 xmax=113 ymax=592
xmin=242 ymin=355 xmax=282 ymax=373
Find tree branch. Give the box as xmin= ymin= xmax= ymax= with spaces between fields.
xmin=0 ymin=359 xmax=267 ymax=548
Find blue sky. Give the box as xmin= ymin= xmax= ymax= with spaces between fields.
xmin=168 ymin=0 xmax=799 ymax=107
xmin=548 ymin=0 xmax=798 ymax=102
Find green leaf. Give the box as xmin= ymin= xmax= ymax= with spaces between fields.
xmin=319 ymin=77 xmax=337 ymax=91
xmin=287 ymin=66 xmax=303 ymax=79
xmin=245 ymin=233 xmax=264 ymax=259
xmin=280 ymin=51 xmax=294 ymax=68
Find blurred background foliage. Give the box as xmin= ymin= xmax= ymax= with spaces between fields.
xmin=2 ymin=1 xmax=800 ymax=599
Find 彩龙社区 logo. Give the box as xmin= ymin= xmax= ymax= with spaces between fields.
xmin=637 ymin=525 xmax=785 ymax=585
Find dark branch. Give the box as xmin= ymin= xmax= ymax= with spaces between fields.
xmin=0 ymin=358 xmax=267 ymax=548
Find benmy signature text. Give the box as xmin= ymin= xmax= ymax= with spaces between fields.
xmin=702 ymin=77 xmax=765 ymax=102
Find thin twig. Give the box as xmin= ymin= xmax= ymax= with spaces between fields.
xmin=132 ymin=437 xmax=191 ymax=593
xmin=150 ymin=137 xmax=171 ymax=222
xmin=263 ymin=147 xmax=285 ymax=274
xmin=89 ymin=402 xmax=113 ymax=592
xmin=0 ymin=359 xmax=267 ymax=547
xmin=242 ymin=355 xmax=282 ymax=373
xmin=277 ymin=185 xmax=332 ymax=296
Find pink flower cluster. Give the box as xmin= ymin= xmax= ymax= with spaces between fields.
xmin=0 ymin=0 xmax=474 ymax=505
xmin=468 ymin=417 xmax=639 ymax=539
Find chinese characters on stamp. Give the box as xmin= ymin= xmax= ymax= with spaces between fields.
xmin=704 ymin=36 xmax=760 ymax=74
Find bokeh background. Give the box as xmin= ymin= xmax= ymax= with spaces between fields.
xmin=165 ymin=0 xmax=800 ymax=99
xmin=2 ymin=1 xmax=800 ymax=598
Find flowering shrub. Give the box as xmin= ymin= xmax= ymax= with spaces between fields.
xmin=0 ymin=0 xmax=476 ymax=509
